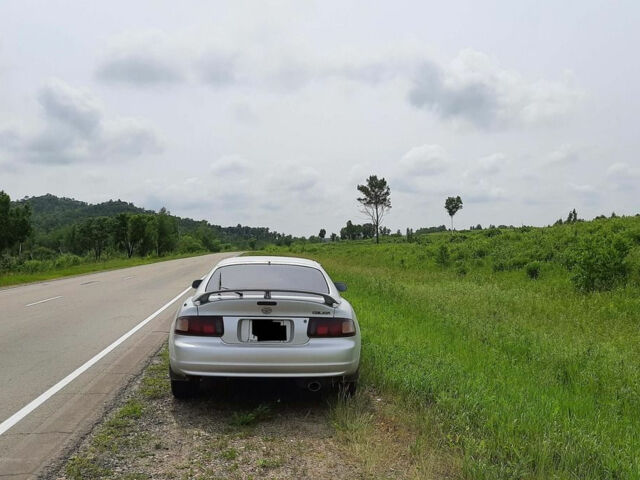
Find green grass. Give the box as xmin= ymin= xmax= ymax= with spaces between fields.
xmin=228 ymin=404 xmax=273 ymax=427
xmin=255 ymin=217 xmax=640 ymax=479
xmin=0 ymin=251 xmax=212 ymax=288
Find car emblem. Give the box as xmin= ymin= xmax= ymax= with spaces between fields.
xmin=261 ymin=307 xmax=272 ymax=314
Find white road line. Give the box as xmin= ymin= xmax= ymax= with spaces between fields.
xmin=123 ymin=276 xmax=135 ymax=280
xmin=25 ymin=296 xmax=62 ymax=307
xmin=0 ymin=284 xmax=193 ymax=436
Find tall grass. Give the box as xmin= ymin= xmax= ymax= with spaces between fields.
xmin=259 ymin=216 xmax=640 ymax=479
xmin=0 ymin=251 xmax=211 ymax=287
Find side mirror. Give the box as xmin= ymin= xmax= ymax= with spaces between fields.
xmin=191 ymin=279 xmax=203 ymax=289
xmin=334 ymin=281 xmax=347 ymax=292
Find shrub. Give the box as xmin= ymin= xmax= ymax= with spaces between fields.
xmin=455 ymin=261 xmax=468 ymax=276
xmin=20 ymin=259 xmax=47 ymax=273
xmin=509 ymin=255 xmax=530 ymax=270
xmin=568 ymin=234 xmax=630 ymax=292
xmin=0 ymin=254 xmax=20 ymax=273
xmin=492 ymin=260 xmax=507 ymax=272
xmin=626 ymin=246 xmax=640 ymax=287
xmin=30 ymin=246 xmax=57 ymax=260
xmin=435 ymin=244 xmax=450 ymax=267
xmin=177 ymin=235 xmax=205 ymax=254
xmin=207 ymin=239 xmax=222 ymax=253
xmin=54 ymin=254 xmax=82 ymax=269
xmin=526 ymin=261 xmax=541 ymax=279
xmin=484 ymin=228 xmax=502 ymax=238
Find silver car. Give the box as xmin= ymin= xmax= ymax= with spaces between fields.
xmin=168 ymin=255 xmax=361 ymax=398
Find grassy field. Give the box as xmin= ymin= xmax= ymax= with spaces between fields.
xmin=0 ymin=251 xmax=214 ymax=288
xmin=258 ymin=216 xmax=640 ymax=479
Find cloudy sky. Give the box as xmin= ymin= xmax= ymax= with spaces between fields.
xmin=1 ymin=1 xmax=638 ymax=235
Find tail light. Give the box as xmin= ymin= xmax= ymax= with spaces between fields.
xmin=307 ymin=317 xmax=356 ymax=337
xmin=175 ymin=316 xmax=224 ymax=336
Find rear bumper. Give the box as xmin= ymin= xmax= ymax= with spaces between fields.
xmin=169 ymin=333 xmax=360 ymax=378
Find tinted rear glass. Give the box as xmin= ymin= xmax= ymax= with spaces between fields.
xmin=206 ymin=264 xmax=329 ymax=293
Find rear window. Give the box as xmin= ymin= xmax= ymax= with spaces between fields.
xmin=205 ymin=264 xmax=329 ymax=293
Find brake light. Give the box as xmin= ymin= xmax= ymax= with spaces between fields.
xmin=175 ymin=316 xmax=224 ymax=336
xmin=307 ymin=317 xmax=356 ymax=337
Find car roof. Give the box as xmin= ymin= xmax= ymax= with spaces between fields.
xmin=215 ymin=255 xmax=322 ymax=269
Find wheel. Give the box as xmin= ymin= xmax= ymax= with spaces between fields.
xmin=171 ymin=378 xmax=199 ymax=399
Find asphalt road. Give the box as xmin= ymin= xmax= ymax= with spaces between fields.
xmin=0 ymin=252 xmax=237 ymax=478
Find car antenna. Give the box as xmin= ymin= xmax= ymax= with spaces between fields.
xmin=218 ymin=270 xmax=222 ymax=290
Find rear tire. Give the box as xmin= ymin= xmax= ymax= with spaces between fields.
xmin=171 ymin=378 xmax=199 ymax=399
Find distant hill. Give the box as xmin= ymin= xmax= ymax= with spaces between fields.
xmin=13 ymin=193 xmax=286 ymax=247
xmin=15 ymin=194 xmax=153 ymax=232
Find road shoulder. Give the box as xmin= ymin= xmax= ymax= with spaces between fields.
xmin=49 ymin=346 xmax=461 ymax=480
xmin=0 ymin=309 xmax=174 ymax=480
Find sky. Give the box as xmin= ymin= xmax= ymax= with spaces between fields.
xmin=1 ymin=0 xmax=639 ymax=236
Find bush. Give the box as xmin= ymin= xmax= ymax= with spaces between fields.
xmin=0 ymin=254 xmax=20 ymax=273
xmin=20 ymin=259 xmax=48 ymax=273
xmin=30 ymin=246 xmax=57 ymax=260
xmin=568 ymin=234 xmax=630 ymax=292
xmin=492 ymin=260 xmax=507 ymax=272
xmin=509 ymin=255 xmax=530 ymax=270
xmin=207 ymin=239 xmax=222 ymax=253
xmin=54 ymin=254 xmax=82 ymax=269
xmin=526 ymin=261 xmax=541 ymax=279
xmin=626 ymin=246 xmax=640 ymax=287
xmin=455 ymin=261 xmax=468 ymax=276
xmin=484 ymin=227 xmax=502 ymax=238
xmin=435 ymin=244 xmax=450 ymax=267
xmin=177 ymin=235 xmax=205 ymax=254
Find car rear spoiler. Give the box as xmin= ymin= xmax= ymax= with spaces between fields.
xmin=194 ymin=289 xmax=339 ymax=306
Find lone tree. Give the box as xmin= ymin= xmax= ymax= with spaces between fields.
xmin=318 ymin=228 xmax=326 ymax=239
xmin=444 ymin=196 xmax=463 ymax=231
xmin=357 ymin=175 xmax=391 ymax=244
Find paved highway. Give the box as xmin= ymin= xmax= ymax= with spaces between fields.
xmin=0 ymin=252 xmax=237 ymax=479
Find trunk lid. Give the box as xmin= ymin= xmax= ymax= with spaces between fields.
xmin=196 ymin=295 xmax=335 ymax=345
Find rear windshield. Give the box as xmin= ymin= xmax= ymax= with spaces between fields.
xmin=205 ymin=264 xmax=329 ymax=293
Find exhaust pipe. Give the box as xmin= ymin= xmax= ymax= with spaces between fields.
xmin=307 ymin=381 xmax=322 ymax=392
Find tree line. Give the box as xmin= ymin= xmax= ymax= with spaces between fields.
xmin=320 ymin=175 xmax=596 ymax=245
xmin=0 ymin=192 xmax=298 ymax=268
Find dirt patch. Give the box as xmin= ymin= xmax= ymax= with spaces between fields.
xmin=50 ymin=346 xmax=459 ymax=480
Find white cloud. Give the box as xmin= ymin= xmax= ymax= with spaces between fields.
xmin=101 ymin=118 xmax=162 ymax=156
xmin=399 ymin=144 xmax=449 ymax=176
xmin=466 ymin=152 xmax=506 ymax=177
xmin=210 ymin=154 xmax=250 ymax=175
xmin=266 ymin=164 xmax=321 ymax=194
xmin=607 ymin=162 xmax=639 ymax=180
xmin=568 ymin=183 xmax=599 ymax=203
xmin=0 ymin=127 xmax=23 ymax=152
xmin=0 ymin=79 xmax=161 ymax=165
xmin=96 ymin=31 xmax=184 ymax=86
xmin=197 ymin=51 xmax=238 ymax=86
xmin=408 ymin=50 xmax=583 ymax=129
xmin=606 ymin=162 xmax=640 ymax=191
xmin=94 ymin=32 xmax=582 ymax=132
xmin=546 ymin=144 xmax=581 ymax=165
xmin=37 ymin=79 xmax=102 ymax=136
xmin=139 ymin=159 xmax=328 ymax=229
xmin=466 ymin=183 xmax=507 ymax=203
